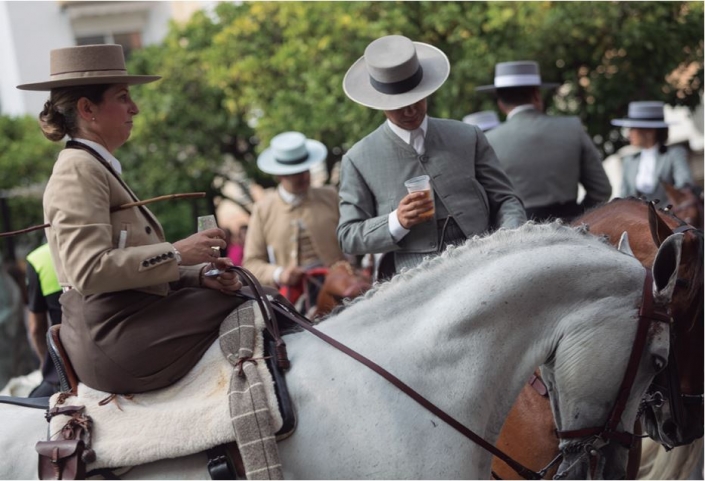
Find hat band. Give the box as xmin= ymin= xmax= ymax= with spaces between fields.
xmin=626 ymin=116 xmax=665 ymax=121
xmin=50 ymin=69 xmax=129 ymax=81
xmin=275 ymin=152 xmax=310 ymax=165
xmin=370 ymin=65 xmax=424 ymax=95
xmin=494 ymin=74 xmax=541 ymax=88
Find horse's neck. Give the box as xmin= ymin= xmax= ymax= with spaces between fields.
xmin=285 ymin=246 xmax=601 ymax=438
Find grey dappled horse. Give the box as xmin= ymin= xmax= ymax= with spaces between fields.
xmin=0 ymin=223 xmax=683 ymax=479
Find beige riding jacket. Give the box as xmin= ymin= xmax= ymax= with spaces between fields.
xmin=43 ymin=146 xmax=202 ymax=297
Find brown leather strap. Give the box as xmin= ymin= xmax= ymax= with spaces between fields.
xmin=281 ymin=305 xmax=542 ymax=480
xmin=528 ymin=373 xmax=549 ymax=397
xmin=557 ymin=270 xmax=671 ymax=447
xmin=232 ymin=266 xmax=290 ymax=370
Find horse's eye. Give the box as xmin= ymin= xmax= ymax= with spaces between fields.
xmin=652 ymin=355 xmax=667 ymax=373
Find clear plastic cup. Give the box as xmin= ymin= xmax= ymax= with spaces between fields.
xmin=404 ymin=175 xmax=435 ymax=221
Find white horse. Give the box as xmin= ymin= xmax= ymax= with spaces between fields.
xmin=0 ymin=223 xmax=683 ymax=479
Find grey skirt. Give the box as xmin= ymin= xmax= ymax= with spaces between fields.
xmin=59 ymin=287 xmax=247 ymax=394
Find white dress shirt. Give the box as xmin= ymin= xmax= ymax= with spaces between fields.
xmin=635 ymin=145 xmax=659 ymax=194
xmin=73 ymin=138 xmax=123 ymax=175
xmin=507 ymin=104 xmax=536 ymax=120
xmin=386 ymin=116 xmax=429 ymax=242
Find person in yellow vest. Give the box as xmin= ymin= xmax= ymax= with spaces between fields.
xmin=243 ymin=132 xmax=347 ymax=307
xmin=25 ymin=243 xmax=62 ymax=397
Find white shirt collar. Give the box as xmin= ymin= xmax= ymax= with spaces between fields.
xmin=72 ymin=138 xmax=123 ymax=175
xmin=278 ymin=184 xmax=304 ymax=206
xmin=507 ymin=104 xmax=536 ymax=120
xmin=387 ymin=116 xmax=429 ymax=143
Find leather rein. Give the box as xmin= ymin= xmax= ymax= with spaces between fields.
xmin=556 ymin=270 xmax=671 ymax=449
xmin=233 ymin=265 xmax=672 ymax=479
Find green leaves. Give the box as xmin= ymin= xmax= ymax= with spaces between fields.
xmin=2 ymin=1 xmax=702 ymax=246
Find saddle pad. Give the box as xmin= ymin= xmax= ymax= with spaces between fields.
xmin=48 ymin=304 xmax=283 ymax=470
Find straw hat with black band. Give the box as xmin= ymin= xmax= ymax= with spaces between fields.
xmin=17 ymin=44 xmax=160 ymax=91
xmin=343 ymin=35 xmax=450 ymax=111
xmin=611 ymin=101 xmax=670 ymax=129
xmin=476 ymin=60 xmax=559 ymax=93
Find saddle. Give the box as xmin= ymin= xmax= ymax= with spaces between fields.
xmin=39 ymin=291 xmax=300 ymax=480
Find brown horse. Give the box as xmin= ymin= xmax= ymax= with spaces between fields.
xmin=492 ymin=198 xmax=704 ymax=479
xmin=663 ymin=182 xmax=704 ymax=230
xmin=312 ymin=260 xmax=372 ymax=318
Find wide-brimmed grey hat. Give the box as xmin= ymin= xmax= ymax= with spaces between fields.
xmin=476 ymin=61 xmax=559 ymax=92
xmin=611 ymin=101 xmax=670 ymax=129
xmin=343 ymin=35 xmax=450 ymax=110
xmin=257 ymin=132 xmax=328 ymax=176
xmin=462 ymin=110 xmax=501 ymax=132
xmin=17 ymin=44 xmax=161 ymax=91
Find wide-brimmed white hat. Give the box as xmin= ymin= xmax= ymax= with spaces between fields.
xmin=343 ymin=35 xmax=450 ymax=110
xmin=17 ymin=44 xmax=160 ymax=91
xmin=257 ymin=132 xmax=328 ymax=176
xmin=476 ymin=61 xmax=559 ymax=92
xmin=462 ymin=110 xmax=501 ymax=132
xmin=611 ymin=101 xmax=670 ymax=129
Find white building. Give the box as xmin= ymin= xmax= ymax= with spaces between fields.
xmin=0 ymin=1 xmax=211 ymax=117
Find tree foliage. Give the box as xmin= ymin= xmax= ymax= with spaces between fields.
xmin=1 ymin=1 xmax=702 ymax=245
xmin=0 ymin=116 xmax=61 ymax=258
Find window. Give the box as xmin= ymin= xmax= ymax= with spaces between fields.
xmin=74 ymin=32 xmax=142 ymax=58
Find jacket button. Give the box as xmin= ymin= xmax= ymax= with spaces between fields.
xmin=142 ymin=261 xmax=149 ymax=267
xmin=149 ymin=258 xmax=157 ymax=265
xmin=419 ymin=155 xmax=428 ymax=163
xmin=167 ymin=251 xmax=174 ymax=258
xmin=161 ymin=253 xmax=168 ymax=260
xmin=145 ymin=226 xmax=152 ymax=234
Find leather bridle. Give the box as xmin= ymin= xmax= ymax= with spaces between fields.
xmin=556 ymin=270 xmax=671 ymax=450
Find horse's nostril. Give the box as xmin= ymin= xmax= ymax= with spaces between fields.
xmin=663 ymin=419 xmax=677 ymax=436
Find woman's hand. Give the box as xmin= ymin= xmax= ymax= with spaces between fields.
xmin=201 ymin=258 xmax=242 ymax=295
xmin=173 ymin=228 xmax=226 ymax=265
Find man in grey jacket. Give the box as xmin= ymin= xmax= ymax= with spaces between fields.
xmin=338 ymin=35 xmax=525 ymax=276
xmin=477 ymin=61 xmax=612 ymax=222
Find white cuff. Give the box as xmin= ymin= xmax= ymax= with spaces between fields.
xmin=273 ymin=266 xmax=284 ymax=286
xmin=389 ymin=210 xmax=410 ymax=242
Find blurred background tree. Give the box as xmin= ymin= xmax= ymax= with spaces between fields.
xmin=1 ymin=1 xmax=702 ymax=245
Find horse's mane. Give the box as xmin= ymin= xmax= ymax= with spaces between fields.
xmin=326 ymin=221 xmax=608 ymax=317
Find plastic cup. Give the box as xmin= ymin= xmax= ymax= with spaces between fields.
xmin=404 ymin=175 xmax=435 ymax=221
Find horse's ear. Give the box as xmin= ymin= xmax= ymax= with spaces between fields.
xmin=652 ymin=233 xmax=684 ymax=305
xmin=648 ymin=201 xmax=673 ymax=247
xmin=617 ymin=232 xmax=634 ymax=256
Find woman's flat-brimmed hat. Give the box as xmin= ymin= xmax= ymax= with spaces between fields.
xmin=343 ymin=35 xmax=450 ymax=111
xmin=462 ymin=110 xmax=501 ymax=132
xmin=257 ymin=132 xmax=328 ymax=176
xmin=16 ymin=44 xmax=161 ymax=91
xmin=611 ymin=101 xmax=670 ymax=129
xmin=476 ymin=61 xmax=559 ymax=93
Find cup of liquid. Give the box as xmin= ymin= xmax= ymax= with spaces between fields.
xmin=404 ymin=175 xmax=435 ymax=221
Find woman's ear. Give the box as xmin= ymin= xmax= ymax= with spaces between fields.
xmin=76 ymin=97 xmax=95 ymax=122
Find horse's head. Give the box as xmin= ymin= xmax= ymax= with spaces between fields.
xmin=545 ymin=232 xmax=683 ymax=480
xmin=663 ymin=182 xmax=704 ymax=230
xmin=640 ymin=204 xmax=704 ymax=448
